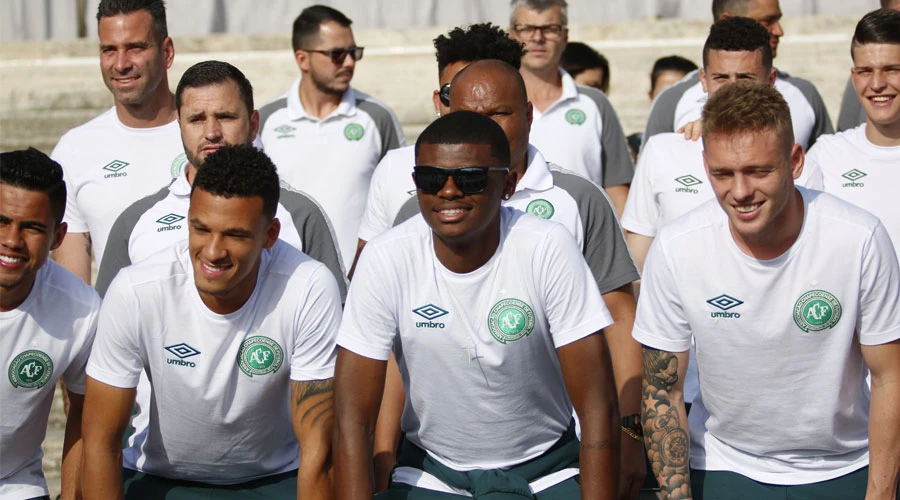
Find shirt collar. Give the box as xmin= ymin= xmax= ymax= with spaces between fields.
xmin=170 ymin=162 xmax=192 ymax=196
xmin=287 ymin=77 xmax=358 ymax=121
xmin=514 ymin=145 xmax=554 ymax=194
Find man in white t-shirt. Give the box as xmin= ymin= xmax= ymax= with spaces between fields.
xmin=0 ymin=149 xmax=99 ymax=500
xmin=258 ymin=5 xmax=404 ymax=271
xmin=334 ymin=111 xmax=620 ymax=498
xmin=835 ymin=0 xmax=900 ymax=132
xmin=642 ymin=0 xmax=832 ymax=153
xmin=509 ymin=0 xmax=634 ymax=217
xmin=82 ymin=146 xmax=342 ymax=499
xmin=95 ymin=60 xmax=347 ymax=300
xmin=636 ymin=82 xmax=900 ymax=499
xmin=806 ymin=8 xmax=900 ymax=261
xmin=51 ymin=0 xmax=182 ymax=284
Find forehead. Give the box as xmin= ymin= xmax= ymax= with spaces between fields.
xmin=513 ymin=5 xmax=563 ymax=24
xmin=706 ymin=49 xmax=765 ymax=72
xmin=852 ymin=42 xmax=900 ymax=65
xmin=704 ymin=129 xmax=785 ymax=166
xmin=451 ymin=72 xmax=521 ymax=109
xmin=98 ymin=10 xmax=155 ymax=44
xmin=311 ymin=20 xmax=355 ymax=47
xmin=0 ymin=184 xmax=54 ymax=222
xmin=439 ymin=60 xmax=470 ymax=86
xmin=189 ymin=189 xmax=266 ymax=227
xmin=416 ymin=142 xmax=496 ymax=167
xmin=179 ymin=80 xmax=245 ymax=111
xmin=743 ymin=0 xmax=781 ymax=19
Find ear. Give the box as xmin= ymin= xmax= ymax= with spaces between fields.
xmin=250 ymin=110 xmax=260 ymax=142
xmin=294 ymin=50 xmax=309 ymax=72
xmin=525 ymin=101 xmax=534 ymax=130
xmin=432 ymin=89 xmax=442 ymax=115
xmin=263 ymin=218 xmax=281 ymax=249
xmin=49 ymin=222 xmax=68 ymax=251
xmin=789 ymin=143 xmax=804 ymax=180
xmin=766 ymin=68 xmax=777 ymax=86
xmin=503 ymin=170 xmax=518 ymax=199
xmin=699 ymin=67 xmax=709 ymax=94
xmin=162 ymin=36 xmax=175 ymax=70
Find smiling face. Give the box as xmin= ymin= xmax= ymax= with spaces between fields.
xmin=178 ymin=80 xmax=259 ymax=171
xmin=0 ymin=184 xmax=67 ymax=311
xmin=509 ymin=5 xmax=568 ymax=73
xmin=415 ymin=142 xmax=514 ymax=258
xmin=296 ymin=20 xmax=357 ymax=96
xmin=700 ymin=49 xmax=775 ymax=95
xmin=703 ymin=129 xmax=804 ymax=257
xmin=851 ymin=42 xmax=900 ymax=140
xmin=188 ymin=189 xmax=279 ymax=314
xmin=98 ymin=10 xmax=173 ymax=109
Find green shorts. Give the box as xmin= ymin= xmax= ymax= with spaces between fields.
xmin=122 ymin=468 xmax=297 ymax=499
xmin=691 ymin=466 xmax=893 ymax=500
xmin=375 ymin=476 xmax=581 ymax=499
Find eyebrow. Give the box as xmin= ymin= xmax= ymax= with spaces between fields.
xmin=0 ymin=214 xmax=50 ymax=230
xmin=189 ymin=218 xmax=254 ymax=237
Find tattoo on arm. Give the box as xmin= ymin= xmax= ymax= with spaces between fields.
xmin=294 ymin=378 xmax=335 ymax=428
xmin=83 ymin=233 xmax=93 ymax=257
xmin=642 ymin=348 xmax=690 ymax=499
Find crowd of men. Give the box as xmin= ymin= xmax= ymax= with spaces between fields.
xmin=1 ymin=0 xmax=898 ymax=499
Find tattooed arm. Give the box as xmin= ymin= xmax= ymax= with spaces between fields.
xmin=52 ymin=232 xmax=92 ymax=284
xmin=291 ymin=378 xmax=335 ymax=500
xmin=641 ymin=347 xmax=691 ymax=500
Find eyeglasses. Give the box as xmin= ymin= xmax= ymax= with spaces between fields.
xmin=512 ymin=24 xmax=566 ymax=39
xmin=305 ymin=46 xmax=365 ymax=64
xmin=413 ymin=166 xmax=509 ymax=195
xmin=439 ymin=83 xmax=451 ymax=107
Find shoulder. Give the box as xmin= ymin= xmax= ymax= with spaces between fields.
xmin=278 ymin=183 xmax=325 ymax=212
xmin=57 ymin=107 xmax=117 ymax=141
xmin=655 ymin=198 xmax=722 ymax=244
xmin=258 ymin=92 xmax=290 ymax=130
xmin=803 ymin=187 xmax=883 ymax=233
xmin=574 ymin=84 xmax=614 ymax=113
xmin=117 ymin=183 xmax=174 ymax=226
xmin=37 ymin=261 xmax=101 ymax=314
xmin=263 ymin=239 xmax=333 ymax=282
xmin=353 ymin=88 xmax=402 ymax=125
xmin=505 ymin=206 xmax=570 ymax=242
xmin=548 ymin=165 xmax=608 ymax=201
xmin=654 ymin=72 xmax=701 ymax=108
xmin=776 ymin=72 xmax=825 ymax=104
xmin=111 ymin=246 xmax=189 ymax=294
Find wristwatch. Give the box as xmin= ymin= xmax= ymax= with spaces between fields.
xmin=621 ymin=413 xmax=643 ymax=438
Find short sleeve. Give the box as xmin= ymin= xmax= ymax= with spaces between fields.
xmin=61 ymin=293 xmax=101 ymax=394
xmin=597 ymin=97 xmax=635 ymax=188
xmin=51 ymin=137 xmax=88 ymax=233
xmin=290 ymin=263 xmax=343 ymax=381
xmin=621 ymin=137 xmax=662 ymax=237
xmin=858 ymin=222 xmax=900 ymax=346
xmin=85 ymin=272 xmax=144 ymax=388
xmin=336 ymin=242 xmax=400 ymax=361
xmin=358 ymin=153 xmax=397 ymax=241
xmin=539 ymin=223 xmax=614 ymax=348
xmin=631 ymin=237 xmax=693 ymax=352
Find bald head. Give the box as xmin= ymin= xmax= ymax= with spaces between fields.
xmin=448 ymin=59 xmax=533 ymax=177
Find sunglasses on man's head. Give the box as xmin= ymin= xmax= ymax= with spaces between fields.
xmin=306 ymin=46 xmax=365 ymax=64
xmin=413 ymin=165 xmax=509 ymax=195
xmin=439 ymin=83 xmax=451 ymax=107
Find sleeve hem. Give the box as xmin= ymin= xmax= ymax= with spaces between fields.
xmin=336 ymin=339 xmax=391 ymax=361
xmin=85 ymin=364 xmax=140 ymax=389
xmin=553 ymin=314 xmax=615 ymax=348
xmin=632 ymin=326 xmax=691 ymax=353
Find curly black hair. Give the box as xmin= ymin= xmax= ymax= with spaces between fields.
xmin=0 ymin=148 xmax=67 ymax=224
xmin=434 ymin=23 xmax=525 ymax=74
xmin=191 ymin=145 xmax=280 ymax=219
xmin=702 ymin=17 xmax=772 ymax=71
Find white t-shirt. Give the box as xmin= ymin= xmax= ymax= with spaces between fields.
xmin=528 ymin=69 xmax=634 ymax=187
xmin=51 ymin=107 xmax=184 ymax=265
xmin=259 ymin=80 xmax=405 ymax=270
xmin=805 ymin=124 xmax=900 ymax=262
xmin=633 ymin=187 xmax=900 ymax=485
xmin=339 ymin=208 xmax=613 ymax=471
xmin=357 ymin=145 xmax=416 ymax=242
xmin=0 ymin=262 xmax=99 ymax=499
xmin=86 ymin=240 xmax=341 ymax=484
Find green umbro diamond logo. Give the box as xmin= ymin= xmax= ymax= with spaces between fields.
xmin=841 ymin=169 xmax=867 ymax=182
xmin=675 ymin=175 xmax=703 ymax=187
xmin=156 ymin=213 xmax=185 ymax=226
xmin=102 ymin=160 xmax=129 ymax=172
xmin=274 ymin=124 xmax=295 ymax=134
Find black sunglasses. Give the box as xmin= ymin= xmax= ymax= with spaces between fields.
xmin=439 ymin=83 xmax=451 ymax=107
xmin=413 ymin=166 xmax=509 ymax=195
xmin=305 ymin=46 xmax=365 ymax=64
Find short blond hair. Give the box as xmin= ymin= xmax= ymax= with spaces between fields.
xmin=702 ymin=81 xmax=794 ymax=153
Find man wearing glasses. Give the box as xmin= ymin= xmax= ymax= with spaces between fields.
xmin=334 ymin=110 xmax=620 ymax=499
xmin=509 ymin=0 xmax=634 ymax=218
xmin=258 ymin=4 xmax=404 ymax=272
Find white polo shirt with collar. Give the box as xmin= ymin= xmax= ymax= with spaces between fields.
xmin=259 ymin=79 xmax=405 ymax=269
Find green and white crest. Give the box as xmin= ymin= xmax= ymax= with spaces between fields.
xmin=237 ymin=336 xmax=284 ymax=377
xmin=170 ymin=152 xmax=188 ymax=178
xmin=488 ymin=298 xmax=536 ymax=344
xmin=526 ymin=199 xmax=555 ymax=219
xmin=793 ymin=290 xmax=842 ymax=333
xmin=565 ymin=109 xmax=586 ymax=125
xmin=8 ymin=350 xmax=53 ymax=389
xmin=343 ymin=123 xmax=365 ymax=141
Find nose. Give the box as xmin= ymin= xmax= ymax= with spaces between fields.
xmin=770 ymin=21 xmax=784 ymax=38
xmin=871 ymin=69 xmax=888 ymax=92
xmin=438 ymin=175 xmax=464 ymax=199
xmin=202 ymin=234 xmax=228 ymax=263
xmin=113 ymin=49 xmax=132 ymax=73
xmin=203 ymin=119 xmax=223 ymax=141
xmin=0 ymin=223 xmax=23 ymax=251
xmin=731 ymin=173 xmax=754 ymax=202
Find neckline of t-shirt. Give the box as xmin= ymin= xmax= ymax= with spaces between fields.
xmin=432 ymin=213 xmax=509 ymax=283
xmin=113 ymin=110 xmax=179 ymax=134
xmin=723 ymin=187 xmax=810 ymax=267
xmin=189 ymin=246 xmax=270 ymax=320
xmin=856 ymin=124 xmax=900 ymax=154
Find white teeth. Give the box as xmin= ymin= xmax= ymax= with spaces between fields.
xmin=201 ymin=262 xmax=226 ymax=273
xmin=0 ymin=255 xmax=24 ymax=264
xmin=735 ymin=203 xmax=760 ymax=213
xmin=871 ymin=96 xmax=891 ymax=102
xmin=440 ymin=209 xmax=465 ymax=215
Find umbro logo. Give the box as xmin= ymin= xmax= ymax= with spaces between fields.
xmin=156 ymin=213 xmax=184 ymax=233
xmin=413 ymin=304 xmax=448 ymax=329
xmin=675 ymin=175 xmax=702 ymax=194
xmin=102 ymin=160 xmax=129 ymax=179
xmin=165 ymin=343 xmax=200 ymax=367
xmin=706 ymin=294 xmax=743 ymax=319
xmin=274 ymin=124 xmax=296 ymax=138
xmin=841 ymin=169 xmax=866 ymax=188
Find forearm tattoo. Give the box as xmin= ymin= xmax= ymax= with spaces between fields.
xmin=642 ymin=348 xmax=691 ymax=499
xmin=83 ymin=233 xmax=92 ymax=257
xmin=294 ymin=378 xmax=334 ymax=427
